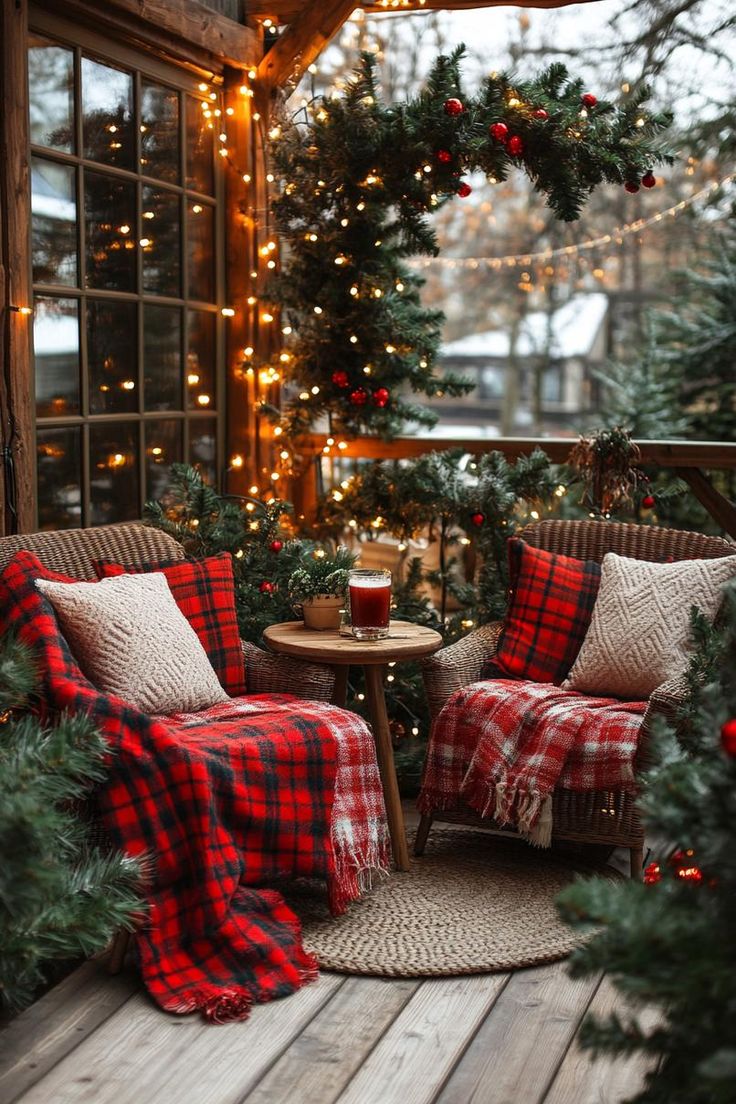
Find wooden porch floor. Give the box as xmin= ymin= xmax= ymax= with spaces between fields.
xmin=1 ymin=939 xmax=658 ymax=1104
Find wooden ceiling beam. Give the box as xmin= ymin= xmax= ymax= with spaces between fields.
xmin=256 ymin=0 xmax=357 ymax=91
xmin=247 ymin=0 xmax=604 ymax=20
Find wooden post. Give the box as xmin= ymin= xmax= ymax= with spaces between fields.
xmin=0 ymin=0 xmax=35 ymax=534
xmin=675 ymin=467 xmax=736 ymax=540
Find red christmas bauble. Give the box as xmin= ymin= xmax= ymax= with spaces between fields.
xmin=436 ymin=149 xmax=453 ymax=164
xmin=470 ymin=512 xmax=485 ymax=528
xmin=582 ymin=93 xmax=598 ymax=108
xmin=641 ymin=494 xmax=656 ymax=509
xmin=676 ymin=864 xmax=703 ymax=885
xmin=643 ymin=861 xmax=661 ymax=885
xmin=372 ymin=387 xmax=390 ymax=408
xmin=332 ymin=369 xmax=350 ymax=388
xmin=259 ymin=580 xmax=274 ymax=594
xmin=669 ymin=848 xmax=695 ymax=869
xmin=506 ymin=135 xmax=524 ymax=157
xmin=642 ymin=171 xmax=656 ymax=189
xmin=533 ymin=108 xmax=549 ymax=120
xmin=349 ymin=387 xmax=369 ymax=406
xmin=721 ymin=719 xmax=736 ymax=756
xmin=457 ymin=181 xmax=472 ymax=198
xmin=625 ymin=180 xmax=640 ymax=194
xmin=269 ymin=539 xmax=283 ymax=553
xmin=444 ymin=98 xmax=464 ymax=117
xmin=489 ymin=121 xmax=508 ymax=141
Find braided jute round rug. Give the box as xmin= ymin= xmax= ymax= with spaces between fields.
xmin=295 ymin=828 xmax=620 ymax=977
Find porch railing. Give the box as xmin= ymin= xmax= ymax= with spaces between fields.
xmin=291 ymin=436 xmax=736 ymax=538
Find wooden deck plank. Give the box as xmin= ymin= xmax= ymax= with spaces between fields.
xmin=244 ymin=975 xmax=423 ymax=1104
xmin=542 ymin=976 xmax=663 ymax=1104
xmin=435 ymin=961 xmax=603 ymax=1104
xmin=0 ymin=960 xmax=138 ymax=1104
xmin=334 ymin=974 xmax=510 ymax=1104
xmin=17 ymin=974 xmax=345 ymax=1104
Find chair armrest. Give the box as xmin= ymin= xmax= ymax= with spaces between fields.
xmin=421 ymin=622 xmax=503 ymax=720
xmin=637 ymin=674 xmax=690 ymax=771
xmin=242 ymin=641 xmax=335 ymax=703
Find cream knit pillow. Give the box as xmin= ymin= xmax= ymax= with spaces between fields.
xmin=563 ymin=552 xmax=736 ymax=700
xmin=36 ymin=572 xmax=229 ymax=715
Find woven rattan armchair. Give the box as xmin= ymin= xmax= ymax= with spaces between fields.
xmin=417 ymin=519 xmax=734 ymax=878
xmin=0 ymin=522 xmax=336 ymax=971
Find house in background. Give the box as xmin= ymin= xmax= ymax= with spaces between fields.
xmin=432 ymin=292 xmax=609 ymax=437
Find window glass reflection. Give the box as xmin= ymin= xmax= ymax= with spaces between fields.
xmin=82 ymin=57 xmax=134 ymax=169
xmin=145 ymin=419 xmax=183 ymax=502
xmin=87 ymin=300 xmax=138 ymax=414
xmin=189 ymin=418 xmax=217 ymax=485
xmin=90 ymin=423 xmax=140 ymax=524
xmin=37 ymin=427 xmax=82 ymax=530
xmin=84 ymin=172 xmax=136 ymax=291
xmin=141 ymin=82 xmax=180 ymax=183
xmin=34 ymin=297 xmax=80 ymax=417
xmin=142 ymin=187 xmax=181 ymax=297
xmin=28 ymin=38 xmax=74 ymax=152
xmin=144 ymin=305 xmax=182 ymax=411
xmin=185 ymin=94 xmax=214 ymax=195
xmin=186 ymin=310 xmax=216 ymax=411
xmin=187 ymin=201 xmax=215 ymax=303
xmin=31 ymin=157 xmax=77 ymax=286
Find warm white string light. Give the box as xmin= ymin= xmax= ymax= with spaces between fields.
xmin=408 ymin=174 xmax=735 ymax=271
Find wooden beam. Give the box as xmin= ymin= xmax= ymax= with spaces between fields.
xmin=247 ymin=0 xmax=605 ymax=20
xmin=0 ymin=0 xmax=35 ymax=534
xmin=35 ymin=0 xmax=260 ymax=71
xmin=675 ymin=467 xmax=736 ymax=539
xmin=256 ymin=0 xmax=358 ymax=92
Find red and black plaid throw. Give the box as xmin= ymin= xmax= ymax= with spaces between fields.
xmin=94 ymin=553 xmax=247 ymax=697
xmin=1 ymin=551 xmax=389 ymax=1022
xmin=418 ymin=678 xmax=646 ymax=846
xmin=486 ymin=539 xmax=601 ymax=684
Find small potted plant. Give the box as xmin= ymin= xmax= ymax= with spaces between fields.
xmin=288 ymin=547 xmax=357 ymax=631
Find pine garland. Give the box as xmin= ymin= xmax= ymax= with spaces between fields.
xmin=265 ymin=49 xmax=674 ymax=440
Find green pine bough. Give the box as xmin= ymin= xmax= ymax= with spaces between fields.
xmin=264 ymin=49 xmax=673 ymax=440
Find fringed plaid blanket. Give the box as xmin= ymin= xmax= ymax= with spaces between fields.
xmin=0 ymin=552 xmax=389 ymax=1023
xmin=418 ymin=679 xmax=647 ymax=847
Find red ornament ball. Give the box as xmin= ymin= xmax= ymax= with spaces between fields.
xmin=643 ymin=861 xmax=661 ymax=885
xmin=581 ymin=93 xmax=598 ymax=108
xmin=332 ymin=369 xmax=349 ymax=388
xmin=669 ymin=848 xmax=695 ymax=869
xmin=470 ymin=512 xmax=485 ymax=528
xmin=489 ymin=121 xmax=508 ymax=141
xmin=642 ymin=171 xmax=657 ymax=189
xmin=676 ymin=864 xmax=704 ymax=885
xmin=259 ymin=580 xmax=274 ymax=594
xmin=372 ymin=387 xmax=390 ymax=408
xmin=625 ymin=180 xmax=640 ymax=194
xmin=506 ymin=135 xmax=524 ymax=157
xmin=269 ymin=539 xmax=283 ymax=553
xmin=457 ymin=181 xmax=472 ymax=198
xmin=436 ymin=149 xmax=453 ymax=164
xmin=641 ymin=494 xmax=656 ymax=509
xmin=444 ymin=97 xmax=464 ymax=117
xmin=721 ymin=719 xmax=736 ymax=757
xmin=349 ymin=387 xmax=369 ymax=406
xmin=533 ymin=108 xmax=549 ymax=120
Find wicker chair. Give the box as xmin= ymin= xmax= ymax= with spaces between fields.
xmin=416 ymin=519 xmax=734 ymax=878
xmin=0 ymin=522 xmax=336 ymax=969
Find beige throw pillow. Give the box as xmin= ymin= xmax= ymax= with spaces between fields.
xmin=36 ymin=573 xmax=229 ymax=715
xmin=563 ymin=552 xmax=736 ymax=700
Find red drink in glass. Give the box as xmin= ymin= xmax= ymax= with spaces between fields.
xmin=349 ymin=569 xmax=391 ymax=640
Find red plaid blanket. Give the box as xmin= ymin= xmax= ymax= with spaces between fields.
xmin=418 ymin=679 xmax=647 ymax=846
xmin=0 ymin=552 xmax=389 ymax=1022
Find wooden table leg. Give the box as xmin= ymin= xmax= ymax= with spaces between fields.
xmin=332 ymin=665 xmax=349 ymax=709
xmin=363 ymin=664 xmax=410 ymax=872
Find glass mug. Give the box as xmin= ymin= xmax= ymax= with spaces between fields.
xmin=348 ymin=568 xmax=392 ymax=641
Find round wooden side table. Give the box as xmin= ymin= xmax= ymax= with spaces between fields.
xmin=263 ymin=620 xmax=443 ymax=871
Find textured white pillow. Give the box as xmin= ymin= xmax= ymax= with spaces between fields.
xmin=563 ymin=552 xmax=736 ymax=700
xmin=36 ymin=572 xmax=229 ymax=714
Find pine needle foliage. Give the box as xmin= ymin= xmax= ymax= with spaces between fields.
xmin=0 ymin=638 xmax=141 ymax=1013
xmin=267 ymin=49 xmax=673 ymax=439
xmin=557 ymin=583 xmax=736 ymax=1104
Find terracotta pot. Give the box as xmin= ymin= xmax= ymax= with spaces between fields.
xmin=301 ymin=594 xmax=343 ymax=631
